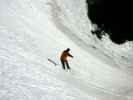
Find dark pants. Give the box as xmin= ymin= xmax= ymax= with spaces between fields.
xmin=61 ymin=60 xmax=70 ymax=69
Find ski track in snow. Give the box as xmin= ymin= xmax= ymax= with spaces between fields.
xmin=0 ymin=0 xmax=133 ymax=100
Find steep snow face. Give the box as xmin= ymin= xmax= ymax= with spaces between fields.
xmin=53 ymin=0 xmax=133 ymax=73
xmin=0 ymin=0 xmax=133 ymax=100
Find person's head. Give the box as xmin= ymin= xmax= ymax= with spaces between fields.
xmin=66 ymin=48 xmax=70 ymax=52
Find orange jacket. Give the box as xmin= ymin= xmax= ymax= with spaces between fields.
xmin=60 ymin=51 xmax=73 ymax=61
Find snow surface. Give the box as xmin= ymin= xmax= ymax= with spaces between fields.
xmin=0 ymin=0 xmax=133 ymax=100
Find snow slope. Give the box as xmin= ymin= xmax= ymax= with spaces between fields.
xmin=0 ymin=0 xmax=133 ymax=100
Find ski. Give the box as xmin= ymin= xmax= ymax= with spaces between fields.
xmin=48 ymin=58 xmax=58 ymax=66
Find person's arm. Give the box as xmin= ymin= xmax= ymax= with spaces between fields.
xmin=68 ymin=53 xmax=73 ymax=58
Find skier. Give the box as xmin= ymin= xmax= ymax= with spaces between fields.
xmin=60 ymin=48 xmax=73 ymax=70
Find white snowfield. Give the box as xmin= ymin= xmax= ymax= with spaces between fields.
xmin=1 ymin=0 xmax=133 ymax=100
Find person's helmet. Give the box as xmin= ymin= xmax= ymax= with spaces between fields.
xmin=66 ymin=48 xmax=70 ymax=51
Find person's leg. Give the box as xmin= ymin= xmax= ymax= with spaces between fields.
xmin=66 ymin=61 xmax=70 ymax=69
xmin=61 ymin=60 xmax=65 ymax=69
